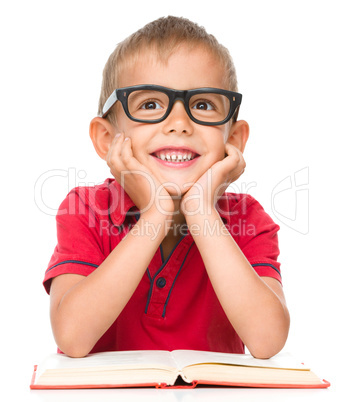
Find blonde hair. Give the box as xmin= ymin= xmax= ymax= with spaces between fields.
xmin=98 ymin=16 xmax=238 ymax=124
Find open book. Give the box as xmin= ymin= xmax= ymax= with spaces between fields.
xmin=30 ymin=349 xmax=330 ymax=389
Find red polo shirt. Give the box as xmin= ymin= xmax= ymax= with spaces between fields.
xmin=44 ymin=179 xmax=281 ymax=354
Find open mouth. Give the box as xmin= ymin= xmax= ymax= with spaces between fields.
xmin=151 ymin=148 xmax=200 ymax=163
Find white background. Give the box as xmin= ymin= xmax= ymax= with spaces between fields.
xmin=1 ymin=0 xmax=341 ymax=399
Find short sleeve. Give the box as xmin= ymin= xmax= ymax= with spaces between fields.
xmin=229 ymin=194 xmax=282 ymax=283
xmin=43 ymin=188 xmax=106 ymax=294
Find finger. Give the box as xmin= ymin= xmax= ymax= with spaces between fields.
xmin=113 ymin=132 xmax=125 ymax=152
xmin=106 ymin=133 xmax=124 ymax=172
xmin=221 ymin=143 xmax=246 ymax=182
xmin=122 ymin=137 xmax=153 ymax=171
xmin=121 ymin=137 xmax=133 ymax=160
xmin=107 ymin=133 xmax=122 ymax=156
xmin=224 ymin=143 xmax=245 ymax=168
xmin=224 ymin=142 xmax=240 ymax=159
xmin=121 ymin=137 xmax=152 ymax=180
xmin=110 ymin=133 xmax=125 ymax=160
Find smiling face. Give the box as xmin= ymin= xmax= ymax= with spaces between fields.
xmin=112 ymin=45 xmax=231 ymax=196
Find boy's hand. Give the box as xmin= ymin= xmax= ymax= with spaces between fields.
xmin=181 ymin=143 xmax=245 ymax=217
xmin=106 ymin=133 xmax=174 ymax=215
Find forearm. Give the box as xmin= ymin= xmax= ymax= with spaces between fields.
xmin=186 ymin=210 xmax=290 ymax=358
xmin=51 ymin=209 xmax=171 ymax=357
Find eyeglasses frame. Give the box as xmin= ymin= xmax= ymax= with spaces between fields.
xmin=101 ymin=84 xmax=242 ymax=126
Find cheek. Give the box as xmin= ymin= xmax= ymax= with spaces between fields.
xmin=222 ymin=126 xmax=230 ymax=144
xmin=127 ymin=130 xmax=151 ymax=161
xmin=219 ymin=128 xmax=230 ymax=158
xmin=212 ymin=132 xmax=227 ymax=160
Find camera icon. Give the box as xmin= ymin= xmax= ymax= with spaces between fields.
xmin=271 ymin=167 xmax=309 ymax=235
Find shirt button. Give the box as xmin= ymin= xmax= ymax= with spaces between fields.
xmin=156 ymin=277 xmax=166 ymax=288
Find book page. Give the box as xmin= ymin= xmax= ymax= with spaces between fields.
xmin=170 ymin=350 xmax=310 ymax=371
xmin=35 ymin=350 xmax=178 ymax=384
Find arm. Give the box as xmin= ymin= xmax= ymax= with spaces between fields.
xmin=50 ymin=208 xmax=171 ymax=358
xmin=50 ymin=134 xmax=173 ymax=357
xmin=185 ymin=210 xmax=289 ymax=358
xmin=181 ymin=143 xmax=290 ymax=358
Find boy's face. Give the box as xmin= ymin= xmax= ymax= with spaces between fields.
xmin=113 ymin=45 xmax=232 ymax=196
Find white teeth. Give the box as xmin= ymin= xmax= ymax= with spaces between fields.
xmin=154 ymin=151 xmax=196 ymax=162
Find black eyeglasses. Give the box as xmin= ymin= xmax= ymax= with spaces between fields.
xmin=101 ymin=85 xmax=242 ymax=126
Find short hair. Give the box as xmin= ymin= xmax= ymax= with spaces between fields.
xmin=98 ymin=16 xmax=238 ymax=124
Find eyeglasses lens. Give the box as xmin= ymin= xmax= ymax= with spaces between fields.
xmin=127 ymin=90 xmax=231 ymax=123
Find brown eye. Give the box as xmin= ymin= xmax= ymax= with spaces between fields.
xmin=141 ymin=101 xmax=162 ymax=110
xmin=192 ymin=100 xmax=214 ymax=111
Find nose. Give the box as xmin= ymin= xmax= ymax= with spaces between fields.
xmin=162 ymin=100 xmax=194 ymax=135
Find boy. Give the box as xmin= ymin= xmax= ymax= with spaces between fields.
xmin=44 ymin=16 xmax=290 ymax=359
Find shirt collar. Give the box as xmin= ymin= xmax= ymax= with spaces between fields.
xmin=108 ymin=178 xmax=231 ymax=226
xmin=108 ymin=179 xmax=137 ymax=226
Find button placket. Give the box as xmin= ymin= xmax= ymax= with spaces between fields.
xmin=145 ymin=236 xmax=194 ymax=318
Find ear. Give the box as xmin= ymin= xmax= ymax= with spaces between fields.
xmin=89 ymin=117 xmax=116 ymax=160
xmin=227 ymin=120 xmax=249 ymax=153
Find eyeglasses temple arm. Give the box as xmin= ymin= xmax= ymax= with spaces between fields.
xmin=232 ymin=105 xmax=240 ymax=123
xmin=101 ymin=90 xmax=118 ymax=118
